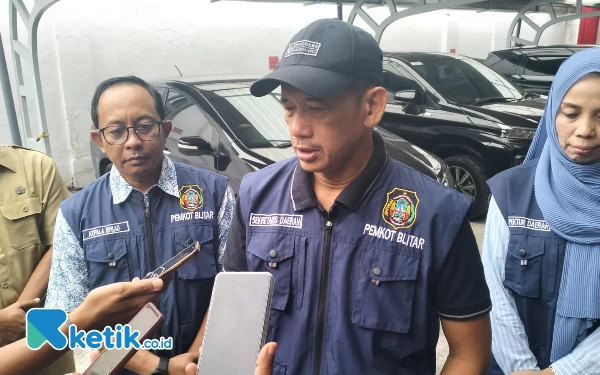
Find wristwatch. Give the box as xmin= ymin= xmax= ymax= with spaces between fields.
xmin=151 ymin=357 xmax=169 ymax=375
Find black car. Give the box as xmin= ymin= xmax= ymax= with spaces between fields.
xmin=483 ymin=45 xmax=597 ymax=95
xmin=379 ymin=52 xmax=545 ymax=218
xmin=90 ymin=76 xmax=456 ymax=195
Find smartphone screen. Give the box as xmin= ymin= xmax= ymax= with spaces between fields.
xmin=144 ymin=241 xmax=200 ymax=279
xmin=197 ymin=272 xmax=274 ymax=375
xmin=82 ymin=303 xmax=164 ymax=375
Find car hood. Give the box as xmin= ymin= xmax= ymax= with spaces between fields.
xmin=460 ymin=98 xmax=545 ymax=129
xmin=249 ymin=147 xmax=295 ymax=163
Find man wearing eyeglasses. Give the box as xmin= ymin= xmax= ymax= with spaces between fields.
xmin=45 ymin=76 xmax=235 ymax=375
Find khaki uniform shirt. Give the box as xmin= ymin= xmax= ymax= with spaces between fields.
xmin=0 ymin=145 xmax=75 ymax=375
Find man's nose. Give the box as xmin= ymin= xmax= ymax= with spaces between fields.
xmin=124 ymin=127 xmax=144 ymax=149
xmin=288 ymin=110 xmax=313 ymax=139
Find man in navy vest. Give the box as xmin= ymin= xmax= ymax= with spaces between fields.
xmin=45 ymin=76 xmax=234 ymax=375
xmin=223 ymin=18 xmax=492 ymax=375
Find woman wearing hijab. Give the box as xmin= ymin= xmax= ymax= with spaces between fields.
xmin=482 ymin=47 xmax=600 ymax=375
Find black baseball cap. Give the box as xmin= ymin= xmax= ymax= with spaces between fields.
xmin=250 ymin=18 xmax=383 ymax=98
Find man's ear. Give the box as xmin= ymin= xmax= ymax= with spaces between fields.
xmin=363 ymin=86 xmax=388 ymax=129
xmin=91 ymin=126 xmax=106 ymax=153
xmin=161 ymin=120 xmax=173 ymax=139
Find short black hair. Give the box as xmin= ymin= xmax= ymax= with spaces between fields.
xmin=91 ymin=75 xmax=165 ymax=128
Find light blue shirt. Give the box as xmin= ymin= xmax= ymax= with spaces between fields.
xmin=482 ymin=197 xmax=600 ymax=375
xmin=45 ymin=156 xmax=235 ymax=313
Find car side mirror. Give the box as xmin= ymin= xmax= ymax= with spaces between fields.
xmin=394 ymin=90 xmax=417 ymax=104
xmin=178 ymin=136 xmax=214 ymax=156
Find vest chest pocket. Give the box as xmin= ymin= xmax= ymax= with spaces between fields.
xmin=176 ymin=227 xmax=217 ymax=280
xmin=0 ymin=197 xmax=42 ymax=252
xmin=504 ymin=234 xmax=546 ymax=299
xmin=246 ymin=232 xmax=296 ymax=311
xmin=84 ymin=238 xmax=131 ymax=289
xmin=352 ymin=246 xmax=420 ymax=334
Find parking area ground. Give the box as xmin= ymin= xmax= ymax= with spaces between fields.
xmin=73 ymin=219 xmax=488 ymax=374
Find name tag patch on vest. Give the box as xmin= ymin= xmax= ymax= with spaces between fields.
xmin=171 ymin=210 xmax=215 ymax=223
xmin=249 ymin=213 xmax=303 ymax=229
xmin=83 ymin=222 xmax=130 ymax=241
xmin=508 ymin=216 xmax=551 ymax=231
xmin=363 ymin=224 xmax=426 ymax=250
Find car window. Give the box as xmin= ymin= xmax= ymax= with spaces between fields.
xmin=484 ymin=52 xmax=525 ymax=76
xmin=196 ymin=83 xmax=290 ymax=149
xmin=165 ymin=90 xmax=217 ymax=147
xmin=383 ymin=61 xmax=438 ymax=108
xmin=523 ymin=55 xmax=568 ymax=76
xmin=409 ymin=56 xmax=525 ymax=105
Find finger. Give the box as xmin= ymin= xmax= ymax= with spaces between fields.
xmin=90 ymin=349 xmax=101 ymax=362
xmin=132 ymin=277 xmax=141 ymax=282
xmin=187 ymin=351 xmax=199 ymax=361
xmin=118 ymin=279 xmax=165 ymax=300
xmin=255 ymin=342 xmax=277 ymax=374
xmin=19 ymin=298 xmax=41 ymax=311
xmin=184 ymin=362 xmax=198 ymax=375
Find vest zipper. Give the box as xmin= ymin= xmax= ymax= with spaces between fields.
xmin=143 ymin=197 xmax=157 ymax=271
xmin=143 ymin=196 xmax=161 ymax=345
xmin=313 ymin=217 xmax=333 ymax=375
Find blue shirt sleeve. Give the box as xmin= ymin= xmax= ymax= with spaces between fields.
xmin=216 ymin=184 xmax=235 ymax=273
xmin=550 ymin=316 xmax=600 ymax=374
xmin=482 ymin=197 xmax=541 ymax=373
xmin=44 ymin=208 xmax=90 ymax=313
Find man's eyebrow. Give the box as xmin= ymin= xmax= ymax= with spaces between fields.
xmin=305 ymin=96 xmax=329 ymax=104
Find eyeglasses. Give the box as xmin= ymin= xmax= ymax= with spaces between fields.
xmin=98 ymin=121 xmax=163 ymax=145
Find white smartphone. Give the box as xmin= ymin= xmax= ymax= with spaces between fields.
xmin=197 ymin=272 xmax=275 ymax=375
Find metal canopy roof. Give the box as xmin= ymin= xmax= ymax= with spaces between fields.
xmin=212 ymin=0 xmax=600 ymax=12
xmin=4 ymin=0 xmax=600 ymax=158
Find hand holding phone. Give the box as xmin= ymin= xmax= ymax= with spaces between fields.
xmin=144 ymin=241 xmax=200 ymax=280
xmin=82 ymin=303 xmax=164 ymax=375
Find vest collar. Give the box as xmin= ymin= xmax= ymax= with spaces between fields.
xmin=110 ymin=155 xmax=179 ymax=204
xmin=290 ymin=131 xmax=388 ymax=212
xmin=0 ymin=146 xmax=18 ymax=172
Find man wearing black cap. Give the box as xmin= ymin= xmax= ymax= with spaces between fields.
xmin=223 ymin=18 xmax=492 ymax=374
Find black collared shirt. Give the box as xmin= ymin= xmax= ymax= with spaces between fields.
xmin=224 ymin=131 xmax=490 ymax=320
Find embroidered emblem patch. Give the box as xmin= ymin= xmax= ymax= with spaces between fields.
xmin=382 ymin=188 xmax=419 ymax=230
xmin=285 ymin=40 xmax=321 ymax=58
xmin=179 ymin=185 xmax=203 ymax=211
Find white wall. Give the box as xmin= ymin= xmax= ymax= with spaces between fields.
xmin=0 ymin=1 xmax=588 ymax=187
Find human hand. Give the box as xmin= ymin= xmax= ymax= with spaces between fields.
xmin=184 ymin=342 xmax=278 ymax=375
xmin=69 ymin=277 xmax=166 ymax=331
xmin=168 ymin=352 xmax=199 ymax=375
xmin=512 ymin=369 xmax=555 ymax=375
xmin=0 ymin=298 xmax=40 ymax=346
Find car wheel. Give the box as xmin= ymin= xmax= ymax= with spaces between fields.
xmin=444 ymin=155 xmax=489 ymax=220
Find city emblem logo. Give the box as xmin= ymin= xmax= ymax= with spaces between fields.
xmin=382 ymin=188 xmax=419 ymax=229
xmin=179 ymin=185 xmax=203 ymax=211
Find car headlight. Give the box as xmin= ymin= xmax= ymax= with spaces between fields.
xmin=497 ymin=124 xmax=536 ymax=140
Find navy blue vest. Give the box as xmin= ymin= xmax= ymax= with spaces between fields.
xmin=486 ymin=159 xmax=567 ymax=373
xmin=238 ymin=157 xmax=471 ymax=375
xmin=61 ymin=162 xmax=228 ymax=363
